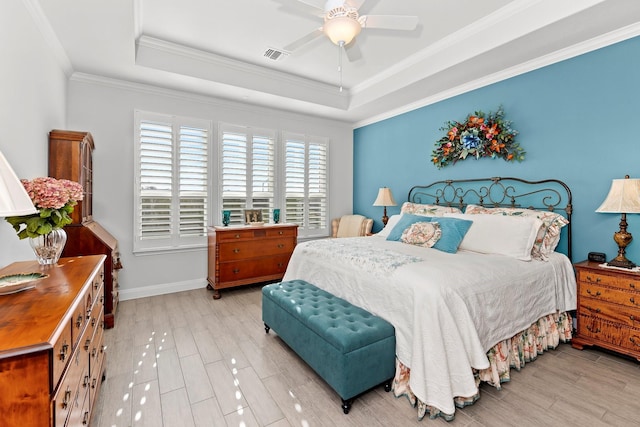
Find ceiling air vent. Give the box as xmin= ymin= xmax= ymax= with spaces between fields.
xmin=264 ymin=48 xmax=288 ymax=61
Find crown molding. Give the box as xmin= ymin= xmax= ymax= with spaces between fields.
xmin=353 ymin=22 xmax=640 ymax=129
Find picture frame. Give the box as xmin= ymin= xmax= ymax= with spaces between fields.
xmin=244 ymin=209 xmax=263 ymax=224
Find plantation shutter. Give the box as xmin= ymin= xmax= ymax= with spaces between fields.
xmin=220 ymin=124 xmax=275 ymax=225
xmin=135 ymin=111 xmax=210 ymax=252
xmin=284 ymin=133 xmax=329 ymax=236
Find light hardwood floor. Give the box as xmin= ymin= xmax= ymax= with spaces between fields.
xmin=91 ymin=285 xmax=640 ymax=427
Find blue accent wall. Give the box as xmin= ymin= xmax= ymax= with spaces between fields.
xmin=354 ymin=35 xmax=640 ymax=263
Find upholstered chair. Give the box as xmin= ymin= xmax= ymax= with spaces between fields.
xmin=331 ymin=214 xmax=374 ymax=238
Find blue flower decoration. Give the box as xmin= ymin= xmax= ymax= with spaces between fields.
xmin=461 ymin=132 xmax=480 ymax=149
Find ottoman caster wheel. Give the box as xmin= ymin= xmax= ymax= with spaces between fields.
xmin=341 ymin=399 xmax=352 ymax=414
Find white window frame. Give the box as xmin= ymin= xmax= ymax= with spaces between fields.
xmin=281 ymin=131 xmax=330 ymax=238
xmin=217 ymin=123 xmax=277 ymax=226
xmin=134 ymin=111 xmax=212 ymax=253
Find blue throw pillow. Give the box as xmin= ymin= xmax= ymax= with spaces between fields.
xmin=429 ymin=217 xmax=473 ymax=253
xmin=386 ymin=214 xmax=433 ymax=242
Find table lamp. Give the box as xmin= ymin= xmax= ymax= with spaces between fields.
xmin=595 ymin=175 xmax=640 ymax=268
xmin=373 ymin=187 xmax=397 ymax=226
xmin=0 ymin=150 xmax=37 ymax=217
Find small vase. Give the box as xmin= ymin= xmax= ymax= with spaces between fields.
xmin=222 ymin=210 xmax=231 ymax=226
xmin=273 ymin=208 xmax=280 ymax=224
xmin=29 ymin=229 xmax=67 ymax=265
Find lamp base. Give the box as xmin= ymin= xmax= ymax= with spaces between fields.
xmin=608 ymin=215 xmax=635 ymax=268
xmin=606 ymin=256 xmax=637 ymax=269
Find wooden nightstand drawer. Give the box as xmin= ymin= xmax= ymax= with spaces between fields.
xmin=572 ymin=260 xmax=640 ymax=361
xmin=579 ymin=284 xmax=640 ymax=309
xmin=218 ymin=238 xmax=295 ymax=260
xmin=578 ymin=269 xmax=640 ymax=292
xmin=579 ymin=298 xmax=640 ymax=327
xmin=218 ymin=254 xmax=291 ymax=282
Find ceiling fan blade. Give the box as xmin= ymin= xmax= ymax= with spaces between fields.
xmin=359 ymin=15 xmax=418 ymax=31
xmin=283 ymin=28 xmax=324 ymax=52
xmin=294 ymin=0 xmax=327 ymax=10
xmin=344 ymin=40 xmax=362 ymax=62
xmin=344 ymin=0 xmax=366 ymax=10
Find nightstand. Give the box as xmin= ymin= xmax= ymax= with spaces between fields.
xmin=572 ymin=260 xmax=640 ymax=361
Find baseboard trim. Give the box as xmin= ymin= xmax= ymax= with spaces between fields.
xmin=119 ymin=278 xmax=207 ymax=301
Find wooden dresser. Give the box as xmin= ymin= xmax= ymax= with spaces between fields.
xmin=49 ymin=129 xmax=122 ymax=328
xmin=207 ymin=224 xmax=298 ymax=299
xmin=0 ymin=255 xmax=106 ymax=426
xmin=572 ymin=260 xmax=640 ymax=360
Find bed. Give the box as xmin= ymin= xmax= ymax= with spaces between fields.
xmin=282 ymin=177 xmax=576 ymax=420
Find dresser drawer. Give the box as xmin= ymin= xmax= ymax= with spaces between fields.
xmin=578 ymin=269 xmax=640 ymax=292
xmin=217 ymin=228 xmax=261 ymax=241
xmin=579 ymin=283 xmax=640 ymax=309
xmin=71 ymin=289 xmax=92 ymax=348
xmin=218 ymin=254 xmax=291 ymax=282
xmin=52 ymin=321 xmax=73 ymax=390
xmin=265 ymin=227 xmax=297 ymax=238
xmin=579 ymin=297 xmax=640 ymax=328
xmin=577 ymin=312 xmax=640 ymax=352
xmin=218 ymin=238 xmax=295 ymax=260
xmin=52 ymin=344 xmax=87 ymax=427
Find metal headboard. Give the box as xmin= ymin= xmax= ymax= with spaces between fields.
xmin=407 ymin=177 xmax=573 ymax=261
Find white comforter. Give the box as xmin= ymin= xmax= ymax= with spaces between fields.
xmin=282 ymin=236 xmax=576 ymax=415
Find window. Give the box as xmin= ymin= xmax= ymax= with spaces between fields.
xmin=283 ymin=132 xmax=329 ymax=238
xmin=219 ymin=124 xmax=276 ymax=225
xmin=134 ymin=111 xmax=210 ymax=252
xmin=134 ymin=112 xmax=330 ymax=252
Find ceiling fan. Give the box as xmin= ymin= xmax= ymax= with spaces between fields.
xmin=282 ymin=0 xmax=419 ymax=58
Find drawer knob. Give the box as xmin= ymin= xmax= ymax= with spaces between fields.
xmin=586 ymin=325 xmax=601 ymax=333
xmin=92 ymin=347 xmax=97 ymax=358
xmin=92 ymin=378 xmax=98 ymax=389
xmin=585 ymin=306 xmax=601 ymax=314
xmin=278 ymin=231 xmax=283 ymax=235
xmin=76 ymin=314 xmax=84 ymax=328
xmin=631 ymin=297 xmax=639 ymax=306
xmin=233 ymin=248 xmax=240 ymax=253
xmin=85 ymin=338 xmax=92 ymax=350
xmin=277 ymin=244 xmax=284 ymax=249
xmin=631 ymin=337 xmax=640 ymax=347
xmin=59 ymin=342 xmax=69 ymax=361
xmin=82 ymin=410 xmax=90 ymax=425
xmin=83 ymin=374 xmax=90 ymax=388
xmin=233 ymin=268 xmax=240 ymax=274
xmin=234 ymin=234 xmax=240 ymax=239
xmin=586 ymin=289 xmax=601 ymax=297
xmin=630 ymin=282 xmax=636 ymax=289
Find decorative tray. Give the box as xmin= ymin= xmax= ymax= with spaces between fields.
xmin=0 ymin=272 xmax=48 ymax=295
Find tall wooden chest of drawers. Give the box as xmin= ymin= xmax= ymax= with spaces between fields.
xmin=207 ymin=224 xmax=298 ymax=299
xmin=0 ymin=255 xmax=107 ymax=426
xmin=572 ymin=260 xmax=640 ymax=360
xmin=49 ymin=129 xmax=122 ymax=328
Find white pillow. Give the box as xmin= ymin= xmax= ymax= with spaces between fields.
xmin=444 ymin=213 xmax=542 ymax=261
xmin=375 ymin=214 xmax=402 ymax=238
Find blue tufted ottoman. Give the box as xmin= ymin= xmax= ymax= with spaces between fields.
xmin=262 ymin=280 xmax=396 ymax=414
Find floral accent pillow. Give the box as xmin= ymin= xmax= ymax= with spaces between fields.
xmin=464 ymin=204 xmax=569 ymax=260
xmin=400 ymin=221 xmax=442 ymax=248
xmin=401 ymin=202 xmax=462 ymax=217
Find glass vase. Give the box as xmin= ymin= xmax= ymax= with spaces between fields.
xmin=29 ymin=229 xmax=67 ymax=265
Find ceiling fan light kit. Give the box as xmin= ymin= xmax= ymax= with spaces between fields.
xmin=284 ymin=0 xmax=419 ymax=91
xmin=324 ymin=14 xmax=361 ymax=45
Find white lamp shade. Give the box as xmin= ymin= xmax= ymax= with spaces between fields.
xmin=0 ymin=150 xmax=37 ymax=217
xmin=596 ymin=177 xmax=640 ymax=213
xmin=373 ymin=187 xmax=397 ymax=207
xmin=323 ymin=16 xmax=361 ymax=45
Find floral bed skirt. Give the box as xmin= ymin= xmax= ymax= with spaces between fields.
xmin=392 ymin=311 xmax=573 ymax=421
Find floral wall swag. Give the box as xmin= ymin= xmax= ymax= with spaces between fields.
xmin=431 ymin=106 xmax=525 ymax=169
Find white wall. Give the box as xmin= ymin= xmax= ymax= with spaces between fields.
xmin=0 ymin=1 xmax=68 ymax=267
xmin=66 ymin=76 xmax=354 ymax=299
